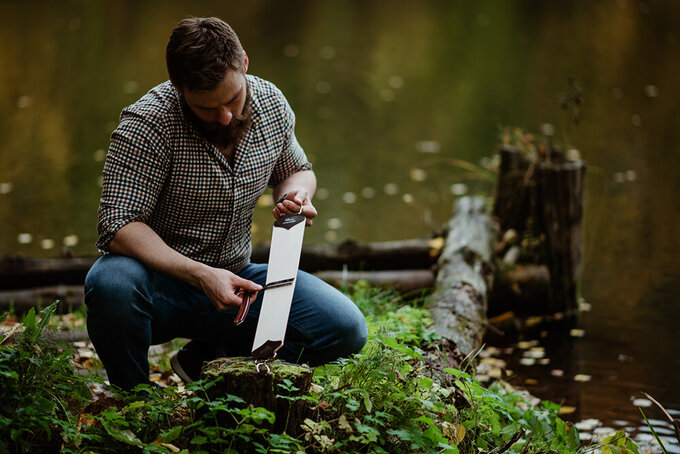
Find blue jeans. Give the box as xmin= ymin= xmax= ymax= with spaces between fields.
xmin=84 ymin=254 xmax=368 ymax=390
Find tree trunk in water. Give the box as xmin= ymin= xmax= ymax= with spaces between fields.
xmin=536 ymin=160 xmax=585 ymax=313
xmin=429 ymin=196 xmax=497 ymax=356
xmin=492 ymin=146 xmax=585 ymax=314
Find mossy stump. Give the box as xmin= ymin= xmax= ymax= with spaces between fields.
xmin=201 ymin=357 xmax=313 ymax=434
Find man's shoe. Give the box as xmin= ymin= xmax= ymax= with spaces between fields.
xmin=170 ymin=345 xmax=204 ymax=383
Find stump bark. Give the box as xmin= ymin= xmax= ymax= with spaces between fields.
xmin=429 ymin=196 xmax=497 ymax=356
xmin=201 ymin=358 xmax=313 ymax=435
xmin=493 ymin=146 xmax=585 ymax=314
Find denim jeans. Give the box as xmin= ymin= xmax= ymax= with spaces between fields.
xmin=84 ymin=254 xmax=368 ymax=390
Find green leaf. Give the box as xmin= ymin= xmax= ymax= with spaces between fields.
xmin=101 ymin=420 xmax=144 ymax=446
xmin=159 ymin=425 xmax=182 ymax=443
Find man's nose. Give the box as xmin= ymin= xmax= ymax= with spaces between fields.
xmin=217 ymin=107 xmax=233 ymax=126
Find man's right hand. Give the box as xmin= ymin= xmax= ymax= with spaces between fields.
xmin=195 ymin=266 xmax=263 ymax=311
xmin=110 ymin=222 xmax=263 ymax=312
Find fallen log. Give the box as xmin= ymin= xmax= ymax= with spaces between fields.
xmin=314 ymin=269 xmax=435 ymax=294
xmin=429 ymin=196 xmax=497 ymax=356
xmin=0 ymin=285 xmax=85 ymax=313
xmin=0 ymin=238 xmax=439 ymax=290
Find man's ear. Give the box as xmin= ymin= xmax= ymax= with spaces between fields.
xmin=244 ymin=51 xmax=249 ymax=73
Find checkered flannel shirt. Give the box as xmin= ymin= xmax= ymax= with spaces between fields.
xmin=96 ymin=75 xmax=312 ymax=271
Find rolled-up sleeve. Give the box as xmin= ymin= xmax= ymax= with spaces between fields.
xmin=268 ymin=94 xmax=312 ymax=188
xmin=96 ymin=113 xmax=170 ymax=252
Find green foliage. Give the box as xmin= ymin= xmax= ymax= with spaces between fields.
xmin=0 ymin=302 xmax=90 ymax=453
xmin=1 ymin=286 xmax=644 ymax=453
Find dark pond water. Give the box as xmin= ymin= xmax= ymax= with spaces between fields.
xmin=1 ymin=0 xmax=678 ymax=448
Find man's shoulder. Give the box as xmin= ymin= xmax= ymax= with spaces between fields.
xmin=248 ymin=75 xmax=289 ymax=107
xmin=122 ymin=81 xmax=183 ymax=127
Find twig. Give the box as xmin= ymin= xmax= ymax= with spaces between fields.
xmin=484 ymin=429 xmax=524 ymax=454
xmin=642 ymin=392 xmax=680 ymax=445
xmin=520 ymin=417 xmax=538 ymax=454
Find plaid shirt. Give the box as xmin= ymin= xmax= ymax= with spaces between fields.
xmin=96 ymin=75 xmax=312 ymax=271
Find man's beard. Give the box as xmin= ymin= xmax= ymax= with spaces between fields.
xmin=184 ymin=86 xmax=254 ymax=150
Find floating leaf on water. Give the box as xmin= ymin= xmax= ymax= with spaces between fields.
xmin=519 ymin=358 xmax=536 ymax=366
xmin=342 ymin=192 xmax=357 ymax=204
xmin=524 ymin=347 xmax=545 ymax=359
xmin=566 ymin=148 xmax=581 ymax=161
xmin=645 ymin=84 xmax=659 ymax=98
xmin=384 ymin=183 xmax=399 ymax=195
xmin=17 ymin=233 xmax=32 ymax=244
xmin=316 ymin=188 xmax=329 ymax=200
xmin=525 ymin=316 xmax=544 ymax=328
xmin=632 ymin=398 xmax=653 ymax=408
xmin=40 ymin=239 xmax=55 ymax=250
xmin=17 ymin=95 xmax=32 ymax=109
xmin=0 ymin=182 xmax=14 ymax=194
xmin=316 ymin=81 xmax=331 ymax=94
xmin=450 ymin=183 xmax=468 ymax=196
xmin=327 ymin=218 xmax=342 ymax=230
xmin=415 ymin=140 xmax=441 ymax=154
xmin=575 ymin=418 xmax=601 ymax=431
xmin=402 ymin=194 xmax=414 ymax=204
xmin=574 ymin=374 xmax=592 ymax=382
xmin=578 ymin=298 xmax=592 ymax=312
xmin=283 ymin=44 xmax=299 ymax=57
xmin=570 ymin=329 xmax=586 ymax=337
xmin=541 ymin=123 xmax=555 ymax=136
xmin=123 ymin=80 xmax=139 ymax=94
xmin=380 ymin=88 xmax=395 ymax=102
xmin=388 ymin=75 xmax=404 ymax=89
xmin=593 ymin=427 xmax=617 ymax=436
xmin=319 ymin=46 xmax=336 ymax=59
xmin=93 ymin=149 xmax=106 ymax=162
xmin=409 ymin=168 xmax=428 ymax=182
xmin=361 ymin=187 xmax=375 ymax=198
xmin=551 ymin=369 xmax=564 ymax=377
xmin=63 ymin=234 xmax=79 ymax=247
xmin=517 ymin=340 xmax=538 ymax=349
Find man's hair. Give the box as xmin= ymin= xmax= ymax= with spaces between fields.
xmin=166 ymin=17 xmax=245 ymax=91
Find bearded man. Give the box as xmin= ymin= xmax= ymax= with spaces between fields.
xmin=85 ymin=17 xmax=367 ymax=391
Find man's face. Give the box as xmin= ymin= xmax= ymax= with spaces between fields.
xmin=180 ymin=68 xmax=253 ymax=149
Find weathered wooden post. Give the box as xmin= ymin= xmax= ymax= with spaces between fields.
xmin=492 ymin=144 xmax=586 ymax=314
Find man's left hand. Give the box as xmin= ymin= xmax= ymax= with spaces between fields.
xmin=272 ymin=189 xmax=317 ymax=226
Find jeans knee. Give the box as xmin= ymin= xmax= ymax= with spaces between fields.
xmin=85 ymin=255 xmax=152 ymax=321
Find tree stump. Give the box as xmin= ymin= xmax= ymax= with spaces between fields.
xmin=492 ymin=146 xmax=585 ymax=314
xmin=201 ymin=357 xmax=313 ymax=435
xmin=536 ymin=160 xmax=585 ymax=314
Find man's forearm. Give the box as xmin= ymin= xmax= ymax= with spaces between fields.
xmin=273 ymin=170 xmax=316 ymax=202
xmin=109 ymin=222 xmax=207 ymax=288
